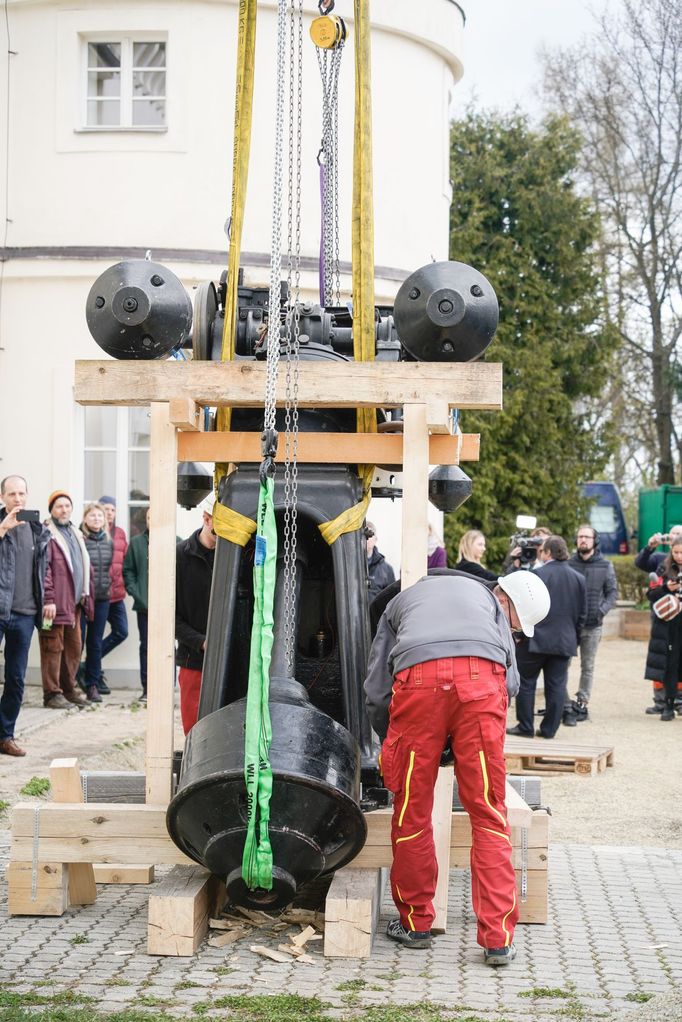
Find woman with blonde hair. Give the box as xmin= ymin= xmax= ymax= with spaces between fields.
xmin=79 ymin=502 xmax=113 ymax=703
xmin=455 ymin=529 xmax=498 ymax=582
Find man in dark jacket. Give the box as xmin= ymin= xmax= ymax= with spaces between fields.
xmin=564 ymin=525 xmax=618 ymax=724
xmin=0 ymin=475 xmax=51 ymax=755
xmin=507 ymin=535 xmax=586 ymax=740
xmin=364 ymin=570 xmax=550 ymax=965
xmin=123 ymin=507 xmax=150 ymax=702
xmin=366 ymin=521 xmax=396 ymax=601
xmin=176 ymin=494 xmax=216 ymax=733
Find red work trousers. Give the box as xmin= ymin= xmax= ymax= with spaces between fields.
xmin=381 ymin=656 xmax=518 ymax=949
xmin=178 ymin=668 xmax=202 ymax=734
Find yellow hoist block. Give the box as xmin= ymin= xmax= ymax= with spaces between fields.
xmin=310 ymin=14 xmax=346 ymax=50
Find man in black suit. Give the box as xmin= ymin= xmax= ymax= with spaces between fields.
xmin=506 ymin=535 xmax=586 ymax=739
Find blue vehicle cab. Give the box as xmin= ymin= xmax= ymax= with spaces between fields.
xmin=581 ymin=482 xmax=629 ymax=555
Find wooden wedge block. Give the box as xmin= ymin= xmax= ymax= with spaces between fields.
xmin=7 ymin=861 xmax=69 ymax=916
xmin=50 ymin=758 xmax=97 ymax=907
xmin=324 ymin=868 xmax=387 ymax=959
xmin=93 ymin=864 xmax=155 ymax=885
xmin=147 ymin=865 xmax=224 ymax=956
xmin=516 ymin=869 xmax=548 ymax=924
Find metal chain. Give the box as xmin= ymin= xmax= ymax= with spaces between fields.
xmin=316 ymin=43 xmax=343 ymax=306
xmin=282 ymin=0 xmax=303 ymax=672
xmin=263 ymin=0 xmax=289 ymax=434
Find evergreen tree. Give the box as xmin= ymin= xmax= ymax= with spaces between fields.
xmin=445 ymin=111 xmax=616 ymax=567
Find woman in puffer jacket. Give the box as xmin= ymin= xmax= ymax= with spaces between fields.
xmin=644 ymin=538 xmax=682 ymax=722
xmin=79 ymin=503 xmax=113 ymax=703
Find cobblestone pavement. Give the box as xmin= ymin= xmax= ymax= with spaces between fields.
xmin=1 ymin=834 xmax=680 ymax=1022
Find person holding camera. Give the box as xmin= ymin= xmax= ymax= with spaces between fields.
xmin=644 ymin=537 xmax=682 ymax=721
xmin=365 ymin=521 xmax=396 ymax=601
xmin=504 ymin=527 xmax=552 ymax=573
xmin=0 ymin=475 xmax=51 ymax=755
xmin=635 ymin=525 xmax=682 ymax=574
xmin=563 ymin=525 xmax=618 ymax=724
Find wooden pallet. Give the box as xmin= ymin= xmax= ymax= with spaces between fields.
xmin=504 ymin=737 xmax=615 ymax=776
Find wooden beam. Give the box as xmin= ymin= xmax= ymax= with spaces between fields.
xmin=400 ymin=403 xmax=429 ymax=589
xmin=7 ymin=861 xmax=69 ymax=916
xmin=93 ymin=865 xmax=155 ymax=884
xmin=74 ymin=360 xmax=503 ymax=410
xmin=146 ymin=403 xmax=178 ymax=804
xmin=177 ymin=431 xmax=480 ymax=465
xmin=50 ymin=758 xmax=97 ymax=906
xmin=148 ymin=865 xmax=224 ymax=956
xmin=168 ymin=397 xmax=201 ymax=431
xmin=324 ymin=868 xmax=387 ymax=958
xmin=431 ymin=766 xmax=455 ymax=933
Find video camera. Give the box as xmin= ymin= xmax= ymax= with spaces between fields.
xmin=510 ymin=514 xmax=543 ymax=566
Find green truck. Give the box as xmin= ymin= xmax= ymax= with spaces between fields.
xmin=638 ymin=485 xmax=682 ymax=548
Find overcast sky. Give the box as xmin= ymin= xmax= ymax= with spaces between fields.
xmin=453 ymin=0 xmax=613 ymax=115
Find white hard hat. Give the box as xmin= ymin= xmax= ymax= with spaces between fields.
xmin=198 ymin=492 xmax=216 ymax=515
xmin=496 ymin=571 xmax=550 ymax=637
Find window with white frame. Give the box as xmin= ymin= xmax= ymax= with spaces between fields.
xmin=83 ymin=406 xmax=150 ymax=537
xmin=84 ymin=38 xmax=166 ymax=129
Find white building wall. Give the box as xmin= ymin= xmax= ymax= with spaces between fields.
xmin=0 ymin=0 xmax=465 ymax=678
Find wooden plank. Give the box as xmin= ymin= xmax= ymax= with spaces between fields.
xmin=80 ymin=771 xmax=146 ymax=804
xmin=11 ymin=803 xmax=181 ymax=840
xmin=431 ymin=766 xmax=455 ymax=933
xmin=177 ymin=431 xmax=480 ymax=465
xmin=148 ymin=865 xmax=224 ymax=956
xmin=7 ymin=862 xmax=69 ymax=916
xmin=74 ymin=360 xmax=504 ymax=410
xmin=49 ymin=758 xmax=97 ymax=907
xmin=504 ymin=781 xmax=533 ymax=828
xmin=168 ymin=397 xmax=201 ymax=430
xmin=400 ymin=403 xmax=429 ymax=589
xmin=516 ymin=869 xmax=548 ymax=925
xmin=93 ymin=865 xmax=155 ymax=884
xmin=146 ymin=403 xmax=178 ymax=804
xmin=425 ymin=398 xmax=451 ymax=434
xmin=324 ymin=868 xmax=387 ymax=958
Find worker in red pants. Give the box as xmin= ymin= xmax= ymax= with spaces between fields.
xmin=175 ymin=493 xmax=216 ymax=733
xmin=364 ymin=570 xmax=550 ymax=965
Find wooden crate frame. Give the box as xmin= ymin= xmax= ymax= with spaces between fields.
xmin=9 ymin=358 xmax=508 ymax=951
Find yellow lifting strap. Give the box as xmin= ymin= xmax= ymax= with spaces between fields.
xmin=215 ymin=0 xmax=258 ymax=479
xmin=319 ymin=0 xmax=376 ymax=546
xmin=213 ymin=500 xmax=257 ymax=548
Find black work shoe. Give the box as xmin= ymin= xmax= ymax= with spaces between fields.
xmin=661 ymin=706 xmax=675 ymax=721
xmin=386 ymin=918 xmax=433 ymax=950
xmin=97 ymin=674 xmax=111 ymax=695
xmin=645 ymin=705 xmax=664 ymax=714
xmin=535 ymin=729 xmax=554 ymax=739
xmin=506 ymin=725 xmax=534 ymax=738
xmin=76 ymin=662 xmax=87 ymax=692
xmin=87 ymin=686 xmax=103 ymax=704
xmin=484 ymin=944 xmax=517 ymax=967
xmin=562 ymin=710 xmax=578 ymax=727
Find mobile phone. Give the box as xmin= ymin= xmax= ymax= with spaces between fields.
xmin=16 ymin=510 xmax=40 ymax=524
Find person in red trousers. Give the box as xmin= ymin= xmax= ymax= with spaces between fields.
xmin=364 ymin=569 xmax=550 ymax=965
xmin=175 ymin=493 xmax=216 ymax=733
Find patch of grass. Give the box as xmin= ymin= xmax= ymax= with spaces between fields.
xmin=625 ymin=991 xmax=654 ymax=1003
xmin=0 ymin=799 xmax=10 ymax=814
xmin=375 ymin=970 xmax=402 ymax=982
xmin=19 ymin=776 xmax=51 ymax=797
xmin=519 ymin=987 xmax=573 ymax=999
xmin=113 ymin=739 xmax=136 ymax=750
xmin=174 ymin=981 xmax=201 ymax=991
xmin=68 ymin=934 xmax=89 ymax=945
xmin=211 ymin=994 xmax=334 ymax=1021
xmin=129 ymin=702 xmax=141 ymax=713
xmin=212 ymin=965 xmax=237 ymax=976
xmin=336 ymin=980 xmax=367 ymax=992
xmin=349 ymin=1006 xmax=459 ymax=1022
xmin=104 ymin=979 xmax=131 ymax=988
xmin=135 ymin=995 xmax=170 ymax=1009
xmin=191 ymin=1006 xmax=209 ymax=1017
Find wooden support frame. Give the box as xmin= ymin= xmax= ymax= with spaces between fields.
xmin=9 ymin=356 xmax=507 ymax=952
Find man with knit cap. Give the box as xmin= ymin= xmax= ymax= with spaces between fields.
xmin=40 ymin=490 xmax=90 ymax=709
xmin=0 ymin=475 xmax=51 ymax=755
